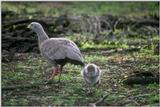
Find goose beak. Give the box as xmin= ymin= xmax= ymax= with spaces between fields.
xmin=27 ymin=24 xmax=31 ymax=28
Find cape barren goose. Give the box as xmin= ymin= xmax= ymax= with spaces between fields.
xmin=81 ymin=64 xmax=101 ymax=86
xmin=27 ymin=22 xmax=84 ymax=82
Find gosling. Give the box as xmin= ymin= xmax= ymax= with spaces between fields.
xmin=81 ymin=64 xmax=102 ymax=86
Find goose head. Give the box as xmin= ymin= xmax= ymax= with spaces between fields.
xmin=27 ymin=22 xmax=43 ymax=33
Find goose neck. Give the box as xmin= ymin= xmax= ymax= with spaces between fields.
xmin=37 ymin=28 xmax=49 ymax=45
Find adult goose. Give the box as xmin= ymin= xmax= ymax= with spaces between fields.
xmin=27 ymin=22 xmax=84 ymax=82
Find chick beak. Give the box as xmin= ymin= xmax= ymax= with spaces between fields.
xmin=27 ymin=24 xmax=31 ymax=28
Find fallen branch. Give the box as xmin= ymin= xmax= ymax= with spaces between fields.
xmin=82 ymin=47 xmax=141 ymax=54
xmin=2 ymin=81 xmax=56 ymax=91
xmin=132 ymin=19 xmax=159 ymax=28
xmin=2 ymin=84 xmax=40 ymax=90
xmin=123 ymin=77 xmax=159 ymax=85
xmin=129 ymin=93 xmax=150 ymax=99
xmin=2 ymin=18 xmax=54 ymax=27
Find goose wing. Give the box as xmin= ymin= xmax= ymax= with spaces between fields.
xmin=40 ymin=38 xmax=83 ymax=63
xmin=63 ymin=39 xmax=84 ymax=62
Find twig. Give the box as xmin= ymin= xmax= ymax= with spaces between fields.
xmin=113 ymin=18 xmax=120 ymax=32
xmin=89 ymin=94 xmax=108 ymax=106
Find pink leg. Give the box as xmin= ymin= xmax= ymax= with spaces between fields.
xmin=49 ymin=65 xmax=60 ymax=80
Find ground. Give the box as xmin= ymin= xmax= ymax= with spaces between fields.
xmin=2 ymin=47 xmax=159 ymax=106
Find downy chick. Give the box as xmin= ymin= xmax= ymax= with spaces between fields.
xmin=81 ymin=64 xmax=102 ymax=86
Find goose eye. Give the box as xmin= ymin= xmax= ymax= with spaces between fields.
xmin=32 ymin=24 xmax=35 ymax=28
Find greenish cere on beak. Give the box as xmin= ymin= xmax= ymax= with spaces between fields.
xmin=27 ymin=24 xmax=31 ymax=28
